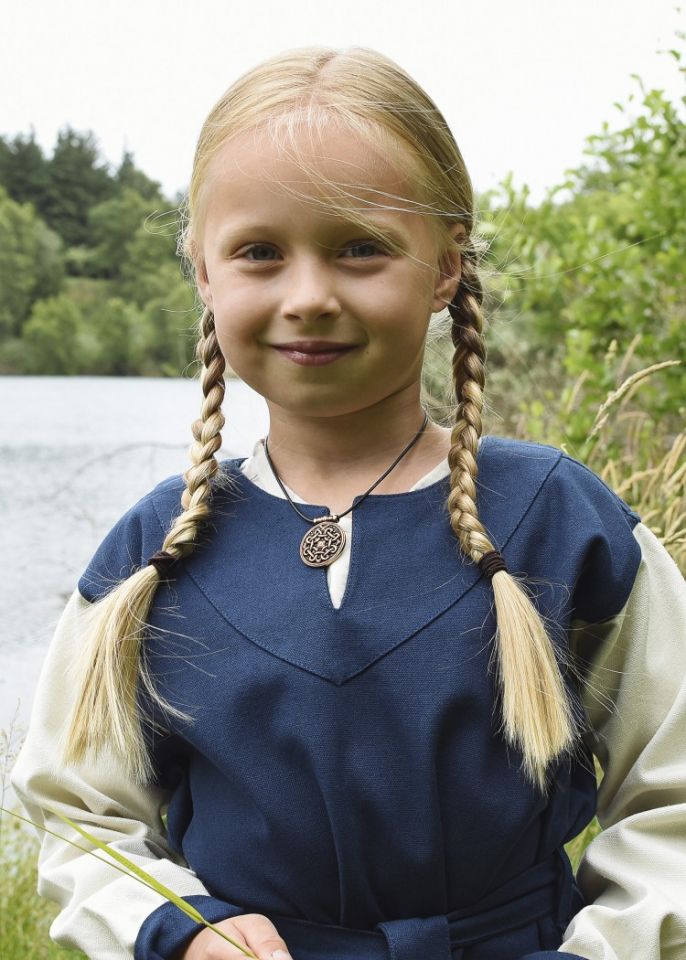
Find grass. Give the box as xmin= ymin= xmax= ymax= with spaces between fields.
xmin=0 ymin=816 xmax=86 ymax=959
xmin=1 ymin=718 xmax=86 ymax=958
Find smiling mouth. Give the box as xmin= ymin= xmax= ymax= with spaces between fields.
xmin=273 ymin=342 xmax=357 ymax=353
xmin=272 ymin=345 xmax=358 ymax=365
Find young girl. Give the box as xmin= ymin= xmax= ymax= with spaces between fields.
xmin=10 ymin=45 xmax=686 ymax=960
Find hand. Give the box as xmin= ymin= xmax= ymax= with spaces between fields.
xmin=178 ymin=913 xmax=295 ymax=960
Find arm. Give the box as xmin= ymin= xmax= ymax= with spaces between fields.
xmin=10 ymin=588 xmax=244 ymax=960
xmin=551 ymin=522 xmax=686 ymax=959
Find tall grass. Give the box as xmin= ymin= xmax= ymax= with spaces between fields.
xmin=0 ymin=816 xmax=87 ymax=959
xmin=1 ymin=716 xmax=86 ymax=958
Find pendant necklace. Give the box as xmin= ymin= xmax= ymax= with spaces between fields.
xmin=263 ymin=412 xmax=430 ymax=568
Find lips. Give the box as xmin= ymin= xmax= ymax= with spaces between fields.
xmin=274 ymin=341 xmax=355 ymax=353
xmin=273 ymin=344 xmax=357 ymax=366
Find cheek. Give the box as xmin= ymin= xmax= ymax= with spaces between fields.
xmin=212 ymin=286 xmax=266 ymax=343
xmin=374 ymin=267 xmax=436 ymax=320
xmin=373 ymin=282 xmax=433 ymax=339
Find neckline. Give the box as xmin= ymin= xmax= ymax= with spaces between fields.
xmin=226 ymin=435 xmax=489 ymax=510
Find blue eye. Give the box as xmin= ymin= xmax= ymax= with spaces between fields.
xmin=242 ymin=244 xmax=277 ymax=261
xmin=239 ymin=240 xmax=386 ymax=262
xmin=343 ymin=241 xmax=386 ymax=258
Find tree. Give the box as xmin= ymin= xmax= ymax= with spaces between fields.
xmin=82 ymin=296 xmax=142 ymax=374
xmin=117 ymin=215 xmax=182 ymax=306
xmin=478 ymin=60 xmax=686 ymax=442
xmin=115 ymin=150 xmax=163 ymax=202
xmin=139 ymin=280 xmax=199 ymax=375
xmin=22 ymin=294 xmax=83 ymax=374
xmin=0 ymin=128 xmax=51 ymax=214
xmin=0 ymin=186 xmax=65 ymax=337
xmin=34 ymin=216 xmax=66 ymax=302
xmin=42 ymin=126 xmax=117 ymax=248
xmin=88 ymin=188 xmax=158 ymax=279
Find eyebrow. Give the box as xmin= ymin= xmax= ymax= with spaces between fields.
xmin=216 ymin=219 xmax=410 ymax=252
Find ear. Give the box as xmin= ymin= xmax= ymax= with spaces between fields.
xmin=195 ymin=255 xmax=214 ymax=310
xmin=431 ymin=223 xmax=466 ymax=313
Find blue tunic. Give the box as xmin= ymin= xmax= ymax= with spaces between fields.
xmin=77 ymin=436 xmax=643 ymax=960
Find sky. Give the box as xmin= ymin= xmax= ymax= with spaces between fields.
xmin=2 ymin=0 xmax=684 ymax=205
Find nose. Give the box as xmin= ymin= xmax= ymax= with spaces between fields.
xmin=279 ymin=255 xmax=342 ymax=323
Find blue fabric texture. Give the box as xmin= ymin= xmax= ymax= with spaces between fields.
xmin=78 ymin=437 xmax=641 ymax=960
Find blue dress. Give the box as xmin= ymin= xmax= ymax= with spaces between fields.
xmin=75 ymin=436 xmax=644 ymax=960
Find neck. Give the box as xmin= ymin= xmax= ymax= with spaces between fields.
xmin=263 ymin=387 xmax=453 ymax=497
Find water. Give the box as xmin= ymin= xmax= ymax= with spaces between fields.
xmin=0 ymin=375 xmax=270 ymax=739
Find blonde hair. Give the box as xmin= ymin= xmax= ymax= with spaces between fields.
xmin=62 ymin=45 xmax=578 ymax=791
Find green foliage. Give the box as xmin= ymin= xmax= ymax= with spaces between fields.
xmin=115 ymin=149 xmax=164 ymax=201
xmin=0 ymin=816 xmax=86 ymax=959
xmin=0 ymin=126 xmax=195 ymax=375
xmin=33 ymin=219 xmax=66 ymax=303
xmin=0 ymin=129 xmax=51 ymax=213
xmin=1 ymin=718 xmax=86 ymax=958
xmin=116 ymin=213 xmax=182 ymax=307
xmin=0 ymin=188 xmax=42 ymax=337
xmin=88 ymin=188 xmax=162 ymax=279
xmin=478 ymin=57 xmax=686 ymax=445
xmin=0 ymin=186 xmax=65 ymax=338
xmin=138 ymin=279 xmax=199 ymax=376
xmin=40 ymin=127 xmax=118 ymax=249
xmin=21 ymin=294 xmax=83 ymax=374
xmin=565 ymin=814 xmax=602 ymax=873
xmin=80 ymin=296 xmax=143 ymax=375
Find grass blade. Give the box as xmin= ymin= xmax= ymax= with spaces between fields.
xmin=1 ymin=805 xmax=258 ymax=958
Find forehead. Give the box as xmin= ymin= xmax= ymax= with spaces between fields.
xmin=201 ymin=121 xmax=424 ymax=219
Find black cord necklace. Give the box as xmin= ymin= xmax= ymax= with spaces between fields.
xmin=263 ymin=411 xmax=430 ymax=567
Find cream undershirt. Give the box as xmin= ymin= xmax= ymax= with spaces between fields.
xmin=238 ymin=436 xmax=458 ymax=609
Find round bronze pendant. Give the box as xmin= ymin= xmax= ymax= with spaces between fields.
xmin=300 ymin=521 xmax=346 ymax=568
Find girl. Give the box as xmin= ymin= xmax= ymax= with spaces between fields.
xmin=10 ymin=45 xmax=686 ymax=960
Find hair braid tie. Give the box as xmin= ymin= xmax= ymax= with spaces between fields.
xmin=478 ymin=550 xmax=508 ymax=579
xmin=147 ymin=549 xmax=179 ymax=577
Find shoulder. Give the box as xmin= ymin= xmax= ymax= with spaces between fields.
xmin=480 ymin=434 xmax=562 ymax=491
xmin=482 ymin=434 xmax=641 ymax=527
xmin=77 ymin=458 xmax=246 ymax=603
xmin=482 ymin=436 xmax=643 ymax=621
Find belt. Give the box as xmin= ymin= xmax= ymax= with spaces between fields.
xmin=265 ymin=850 xmax=580 ymax=960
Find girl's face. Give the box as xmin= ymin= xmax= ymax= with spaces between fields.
xmin=195 ymin=122 xmax=463 ymax=422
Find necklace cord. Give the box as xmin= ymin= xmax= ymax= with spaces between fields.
xmin=263 ymin=412 xmax=430 ymax=524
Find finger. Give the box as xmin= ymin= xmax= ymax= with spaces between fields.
xmin=232 ymin=914 xmax=295 ymax=960
xmin=187 ymin=919 xmax=251 ymax=960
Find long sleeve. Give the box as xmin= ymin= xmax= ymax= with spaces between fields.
xmin=553 ymin=522 xmax=686 ymax=959
xmin=9 ymin=587 xmax=244 ymax=960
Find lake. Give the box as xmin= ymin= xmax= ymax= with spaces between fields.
xmin=0 ymin=375 xmax=270 ymax=741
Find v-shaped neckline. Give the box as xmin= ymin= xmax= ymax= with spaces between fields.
xmin=171 ymin=434 xmax=563 ymax=684
xmin=73 ymin=435 xmax=569 ymax=685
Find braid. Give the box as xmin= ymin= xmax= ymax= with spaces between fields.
xmin=61 ymin=306 xmax=230 ymax=783
xmin=157 ymin=307 xmax=227 ymax=561
xmin=446 ymin=247 xmax=491 ymax=561
xmin=446 ymin=244 xmax=578 ymax=793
